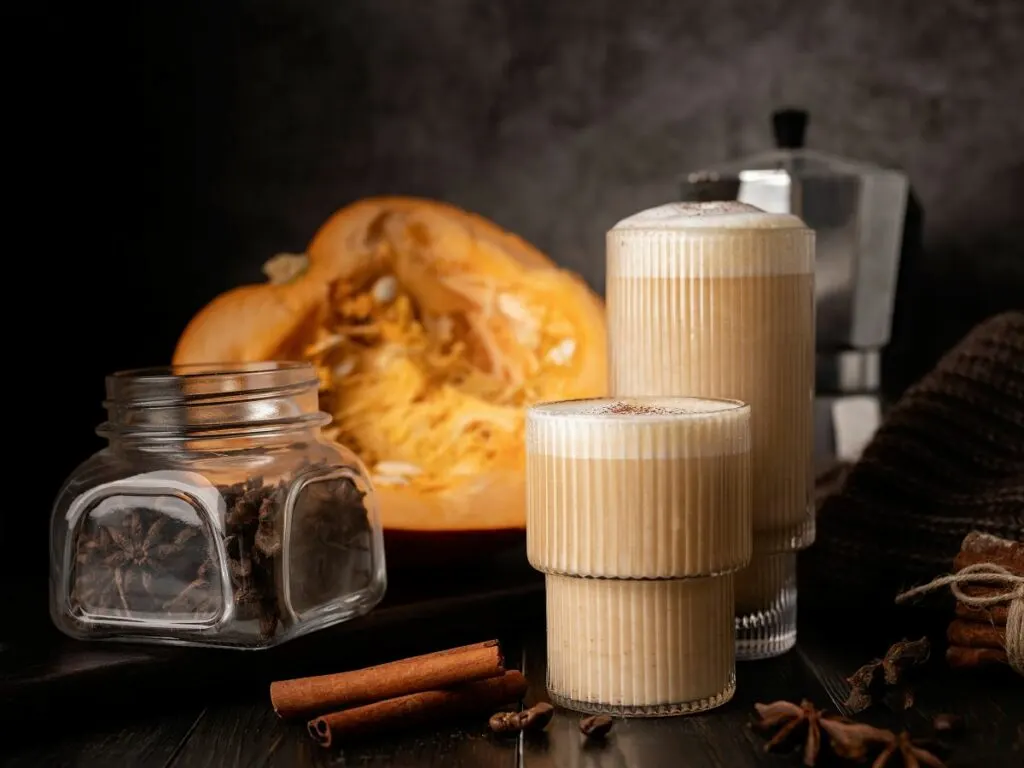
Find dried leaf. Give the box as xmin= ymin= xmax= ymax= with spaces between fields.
xmin=882 ymin=637 xmax=931 ymax=685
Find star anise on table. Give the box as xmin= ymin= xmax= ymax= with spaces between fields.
xmin=821 ymin=719 xmax=896 ymax=763
xmin=753 ymin=700 xmax=892 ymax=766
xmin=871 ymin=731 xmax=946 ymax=768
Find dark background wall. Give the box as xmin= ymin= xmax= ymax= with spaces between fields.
xmin=5 ymin=0 xmax=1023 ymax=639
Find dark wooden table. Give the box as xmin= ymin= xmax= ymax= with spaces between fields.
xmin=2 ymin=613 xmax=1021 ymax=768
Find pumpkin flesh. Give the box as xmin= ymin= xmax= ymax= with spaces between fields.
xmin=175 ymin=198 xmax=607 ymax=534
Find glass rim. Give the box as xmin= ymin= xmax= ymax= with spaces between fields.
xmin=108 ymin=361 xmax=314 ymax=381
xmin=527 ymin=395 xmax=751 ymax=421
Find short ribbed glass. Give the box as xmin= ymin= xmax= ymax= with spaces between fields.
xmin=545 ymin=573 xmax=736 ymax=716
xmin=606 ymin=201 xmax=815 ymax=660
xmin=527 ymin=396 xmax=751 ymax=715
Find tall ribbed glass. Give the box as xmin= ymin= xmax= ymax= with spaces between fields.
xmin=606 ymin=201 xmax=815 ymax=660
xmin=526 ymin=396 xmax=752 ymax=715
xmin=734 ymin=551 xmax=797 ymax=659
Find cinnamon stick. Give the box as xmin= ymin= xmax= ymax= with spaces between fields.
xmin=946 ymin=645 xmax=1009 ymax=669
xmin=947 ymin=619 xmax=1006 ymax=650
xmin=271 ymin=640 xmax=505 ymax=720
xmin=307 ymin=670 xmax=529 ymax=747
xmin=954 ymin=532 xmax=1024 ymax=575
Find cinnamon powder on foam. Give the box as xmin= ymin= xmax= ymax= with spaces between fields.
xmin=598 ymin=402 xmax=673 ymax=416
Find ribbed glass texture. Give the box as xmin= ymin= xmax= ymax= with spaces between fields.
xmin=545 ymin=573 xmax=736 ymax=715
xmin=734 ymin=551 xmax=798 ymax=660
xmin=526 ymin=398 xmax=751 ymax=578
xmin=607 ymin=226 xmax=816 ymax=553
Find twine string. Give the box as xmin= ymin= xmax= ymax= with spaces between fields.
xmin=895 ymin=563 xmax=1024 ymax=676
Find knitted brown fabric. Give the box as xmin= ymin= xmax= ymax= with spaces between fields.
xmin=802 ymin=311 xmax=1024 ymax=606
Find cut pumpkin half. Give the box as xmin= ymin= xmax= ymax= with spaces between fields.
xmin=174 ymin=197 xmax=607 ymax=542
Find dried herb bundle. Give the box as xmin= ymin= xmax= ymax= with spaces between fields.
xmin=69 ymin=463 xmax=373 ymax=644
xmin=845 ymin=637 xmax=931 ymax=714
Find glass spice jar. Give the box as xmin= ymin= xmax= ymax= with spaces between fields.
xmin=49 ymin=362 xmax=387 ymax=649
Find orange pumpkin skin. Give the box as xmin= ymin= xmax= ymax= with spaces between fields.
xmin=174 ymin=197 xmax=607 ymax=552
xmin=305 ymin=197 xmax=558 ymax=281
xmin=174 ymin=279 xmax=328 ymax=364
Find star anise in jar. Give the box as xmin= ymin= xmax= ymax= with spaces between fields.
xmin=753 ymin=700 xmax=891 ymax=766
xmin=871 ymin=731 xmax=946 ymax=768
xmin=222 ymin=476 xmax=270 ymax=528
xmin=105 ymin=511 xmax=169 ymax=606
xmin=72 ymin=526 xmax=115 ymax=607
xmin=219 ymin=475 xmax=289 ymax=640
xmin=72 ymin=508 xmax=205 ymax=617
xmin=223 ymin=536 xmax=262 ymax=619
xmin=163 ymin=557 xmax=217 ymax=614
xmin=254 ymin=496 xmax=282 ymax=559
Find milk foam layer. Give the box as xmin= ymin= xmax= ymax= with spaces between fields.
xmin=612 ymin=201 xmax=805 ymax=231
xmin=532 ymin=396 xmax=740 ymax=417
xmin=527 ymin=395 xmax=752 ymax=576
xmin=527 ymin=397 xmax=750 ymax=460
xmin=545 ymin=573 xmax=736 ymax=713
xmin=608 ymin=202 xmax=813 ymax=278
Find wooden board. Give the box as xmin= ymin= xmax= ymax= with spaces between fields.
xmin=0 ymin=546 xmax=544 ymax=731
xmin=4 ymin=620 xmax=1023 ymax=768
